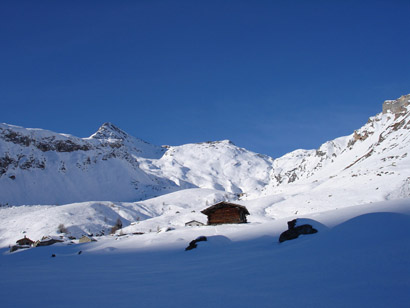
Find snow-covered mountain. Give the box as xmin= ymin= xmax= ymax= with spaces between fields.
xmin=257 ymin=94 xmax=410 ymax=217
xmin=1 ymin=94 xmax=410 ymax=207
xmin=0 ymin=124 xmax=273 ymax=205
xmin=267 ymin=94 xmax=410 ymax=190
xmin=0 ymin=122 xmax=180 ymax=205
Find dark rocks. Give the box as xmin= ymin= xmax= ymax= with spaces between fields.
xmin=185 ymin=236 xmax=207 ymax=251
xmin=287 ymin=219 xmax=297 ymax=229
xmin=279 ymin=219 xmax=318 ymax=243
xmin=2 ymin=130 xmax=31 ymax=146
xmin=91 ymin=122 xmax=129 ymax=141
xmin=1 ymin=127 xmax=91 ymax=152
xmin=54 ymin=140 xmax=90 ymax=152
xmin=20 ymin=157 xmax=46 ymax=170
xmin=0 ymin=156 xmax=16 ymax=175
xmin=34 ymin=139 xmax=90 ymax=152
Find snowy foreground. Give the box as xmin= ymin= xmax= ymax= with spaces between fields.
xmin=1 ymin=199 xmax=409 ymax=308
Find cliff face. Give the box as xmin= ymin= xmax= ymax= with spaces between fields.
xmin=382 ymin=94 xmax=410 ymax=114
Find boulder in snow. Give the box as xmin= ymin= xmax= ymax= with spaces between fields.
xmin=185 ymin=236 xmax=207 ymax=251
xmin=279 ymin=219 xmax=318 ymax=243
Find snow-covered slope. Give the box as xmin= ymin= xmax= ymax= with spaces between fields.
xmin=1 ymin=199 xmax=410 ymax=308
xmin=1 ymin=95 xmax=410 ymax=307
xmin=0 ymin=122 xmax=177 ymax=205
xmin=138 ymin=140 xmax=273 ymax=194
xmin=268 ymin=98 xmax=410 ymax=189
xmin=0 ymin=94 xmax=409 ymax=221
xmin=0 ymin=124 xmax=273 ymax=205
xmin=0 ymin=188 xmax=230 ymax=248
xmin=260 ymin=95 xmax=410 ymax=206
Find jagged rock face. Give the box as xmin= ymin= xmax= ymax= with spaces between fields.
xmin=0 ymin=125 xmax=91 ymax=152
xmin=91 ymin=122 xmax=129 ymax=140
xmin=383 ymin=94 xmax=410 ymax=114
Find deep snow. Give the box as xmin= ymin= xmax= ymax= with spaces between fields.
xmin=1 ymin=199 xmax=409 ymax=308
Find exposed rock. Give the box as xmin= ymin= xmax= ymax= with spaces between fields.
xmin=0 ymin=156 xmax=17 ymax=175
xmin=3 ymin=130 xmax=31 ymax=146
xmin=279 ymin=219 xmax=318 ymax=243
xmin=91 ymin=122 xmax=129 ymax=141
xmin=185 ymin=236 xmax=207 ymax=251
xmin=383 ymin=94 xmax=410 ymax=114
xmin=0 ymin=127 xmax=91 ymax=152
xmin=287 ymin=219 xmax=297 ymax=229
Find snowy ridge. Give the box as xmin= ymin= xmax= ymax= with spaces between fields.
xmin=0 ymin=124 xmax=274 ymax=205
xmin=1 ymin=95 xmax=409 ymax=207
xmin=139 ymin=140 xmax=274 ymax=195
xmin=0 ymin=94 xmax=410 ymax=247
xmin=0 ymin=122 xmax=178 ymax=205
xmin=89 ymin=122 xmax=165 ymax=159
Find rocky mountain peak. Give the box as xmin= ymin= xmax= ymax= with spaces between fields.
xmin=382 ymin=94 xmax=410 ymax=115
xmin=90 ymin=122 xmax=129 ymax=140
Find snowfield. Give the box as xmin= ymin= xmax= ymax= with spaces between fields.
xmin=1 ymin=95 xmax=410 ymax=307
xmin=1 ymin=199 xmax=409 ymax=308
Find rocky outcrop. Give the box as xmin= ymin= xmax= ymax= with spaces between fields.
xmin=185 ymin=236 xmax=207 ymax=251
xmin=90 ymin=122 xmax=130 ymax=141
xmin=383 ymin=94 xmax=410 ymax=115
xmin=279 ymin=219 xmax=318 ymax=243
xmin=0 ymin=127 xmax=91 ymax=152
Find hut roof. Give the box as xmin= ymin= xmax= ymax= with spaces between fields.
xmin=185 ymin=220 xmax=205 ymax=225
xmin=16 ymin=236 xmax=34 ymax=245
xmin=201 ymin=202 xmax=250 ymax=215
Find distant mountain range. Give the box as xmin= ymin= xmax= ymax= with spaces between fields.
xmin=1 ymin=94 xmax=409 ymax=206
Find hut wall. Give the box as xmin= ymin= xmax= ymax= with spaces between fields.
xmin=208 ymin=207 xmax=243 ymax=225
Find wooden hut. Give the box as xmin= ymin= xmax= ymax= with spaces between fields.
xmin=16 ymin=236 xmax=34 ymax=246
xmin=201 ymin=202 xmax=249 ymax=225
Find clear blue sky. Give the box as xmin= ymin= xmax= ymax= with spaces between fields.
xmin=1 ymin=0 xmax=409 ymax=157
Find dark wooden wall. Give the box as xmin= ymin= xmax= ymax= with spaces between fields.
xmin=207 ymin=207 xmax=246 ymax=225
